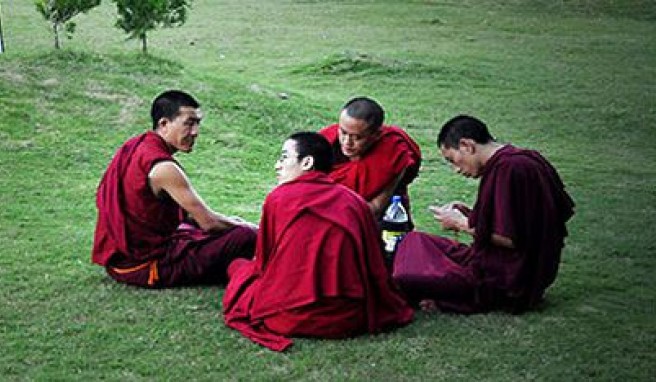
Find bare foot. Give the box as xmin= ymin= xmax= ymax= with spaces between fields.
xmin=419 ymin=299 xmax=438 ymax=313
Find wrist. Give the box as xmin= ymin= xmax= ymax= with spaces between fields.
xmin=459 ymin=219 xmax=472 ymax=235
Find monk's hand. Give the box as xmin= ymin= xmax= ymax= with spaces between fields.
xmin=228 ymin=216 xmax=259 ymax=231
xmin=430 ymin=205 xmax=467 ymax=232
xmin=242 ymin=222 xmax=259 ymax=231
xmin=435 ymin=201 xmax=470 ymax=216
xmin=451 ymin=202 xmax=472 ymax=217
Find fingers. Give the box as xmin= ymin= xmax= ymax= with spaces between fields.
xmin=429 ymin=202 xmax=462 ymax=213
xmin=245 ymin=222 xmax=259 ymax=231
xmin=429 ymin=206 xmax=446 ymax=223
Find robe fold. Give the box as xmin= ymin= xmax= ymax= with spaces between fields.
xmin=92 ymin=131 xmax=255 ymax=287
xmin=393 ymin=145 xmax=575 ymax=313
xmin=223 ymin=172 xmax=413 ymax=351
xmin=319 ymin=124 xmax=421 ymax=215
xmin=93 ymin=132 xmax=181 ymax=266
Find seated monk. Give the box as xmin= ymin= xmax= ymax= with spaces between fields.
xmin=393 ymin=115 xmax=575 ymax=314
xmin=92 ymin=90 xmax=257 ymax=288
xmin=223 ymin=132 xmax=414 ymax=351
xmin=318 ymin=97 xmax=421 ymax=222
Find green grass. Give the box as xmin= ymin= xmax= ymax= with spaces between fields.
xmin=1 ymin=0 xmax=655 ymax=380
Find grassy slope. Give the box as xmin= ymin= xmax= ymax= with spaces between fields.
xmin=1 ymin=0 xmax=655 ymax=380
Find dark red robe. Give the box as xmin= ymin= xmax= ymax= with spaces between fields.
xmin=319 ymin=124 xmax=421 ymax=217
xmin=393 ymin=145 xmax=575 ymax=313
xmin=223 ymin=172 xmax=414 ymax=351
xmin=92 ymin=132 xmax=255 ymax=287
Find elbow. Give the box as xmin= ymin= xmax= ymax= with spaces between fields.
xmin=492 ymin=234 xmax=515 ymax=249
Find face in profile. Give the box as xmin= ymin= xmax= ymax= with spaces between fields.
xmin=275 ymin=139 xmax=307 ymax=184
xmin=159 ymin=106 xmax=203 ymax=153
xmin=337 ymin=110 xmax=380 ymax=160
xmin=440 ymin=142 xmax=481 ymax=178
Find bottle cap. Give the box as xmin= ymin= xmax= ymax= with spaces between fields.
xmin=391 ymin=195 xmax=401 ymax=203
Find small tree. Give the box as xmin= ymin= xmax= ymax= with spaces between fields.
xmin=113 ymin=0 xmax=192 ymax=54
xmin=35 ymin=0 xmax=101 ymax=49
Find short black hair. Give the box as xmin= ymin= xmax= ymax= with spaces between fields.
xmin=342 ymin=96 xmax=385 ymax=131
xmin=437 ymin=115 xmax=495 ymax=149
xmin=151 ymin=90 xmax=200 ymax=130
xmin=288 ymin=132 xmax=334 ymax=173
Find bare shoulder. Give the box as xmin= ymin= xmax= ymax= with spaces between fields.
xmin=150 ymin=160 xmax=184 ymax=178
xmin=149 ymin=161 xmax=190 ymax=194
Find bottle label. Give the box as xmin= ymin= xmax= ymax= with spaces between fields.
xmin=382 ymin=230 xmax=405 ymax=254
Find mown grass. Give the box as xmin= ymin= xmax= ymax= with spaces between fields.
xmin=1 ymin=0 xmax=655 ymax=380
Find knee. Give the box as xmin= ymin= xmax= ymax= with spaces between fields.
xmin=236 ymin=225 xmax=257 ymax=243
xmin=230 ymin=226 xmax=257 ymax=254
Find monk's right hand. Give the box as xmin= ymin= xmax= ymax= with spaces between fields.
xmin=430 ymin=205 xmax=467 ymax=232
xmin=241 ymin=222 xmax=259 ymax=231
xmin=228 ymin=216 xmax=259 ymax=231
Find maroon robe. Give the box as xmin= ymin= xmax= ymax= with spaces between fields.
xmin=92 ymin=131 xmax=255 ymax=287
xmin=393 ymin=145 xmax=575 ymax=313
xmin=223 ymin=172 xmax=414 ymax=351
xmin=319 ymin=124 xmax=421 ymax=217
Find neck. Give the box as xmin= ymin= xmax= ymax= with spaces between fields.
xmin=479 ymin=142 xmax=505 ymax=167
xmin=348 ymin=155 xmax=361 ymax=162
xmin=154 ymin=129 xmax=177 ymax=154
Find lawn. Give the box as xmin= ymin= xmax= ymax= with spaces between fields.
xmin=1 ymin=0 xmax=654 ymax=380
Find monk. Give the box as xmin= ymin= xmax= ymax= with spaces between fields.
xmin=393 ymin=115 xmax=575 ymax=314
xmin=223 ymin=132 xmax=414 ymax=351
xmin=318 ymin=97 xmax=421 ymax=221
xmin=92 ymin=90 xmax=256 ymax=288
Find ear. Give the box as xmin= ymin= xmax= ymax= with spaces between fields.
xmin=156 ymin=117 xmax=169 ymax=133
xmin=458 ymin=138 xmax=476 ymax=154
xmin=370 ymin=128 xmax=382 ymax=142
xmin=300 ymin=156 xmax=315 ymax=171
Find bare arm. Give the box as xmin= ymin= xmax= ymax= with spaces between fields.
xmin=149 ymin=161 xmax=253 ymax=232
xmin=369 ymin=168 xmax=407 ymax=219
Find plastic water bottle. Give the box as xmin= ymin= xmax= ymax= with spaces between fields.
xmin=381 ymin=195 xmax=409 ymax=260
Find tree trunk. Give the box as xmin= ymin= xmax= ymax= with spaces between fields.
xmin=141 ymin=33 xmax=148 ymax=54
xmin=54 ymin=23 xmax=60 ymax=50
xmin=0 ymin=9 xmax=5 ymax=53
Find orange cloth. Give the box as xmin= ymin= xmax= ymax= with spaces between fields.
xmin=93 ymin=131 xmax=182 ymax=266
xmin=93 ymin=132 xmax=256 ymax=287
